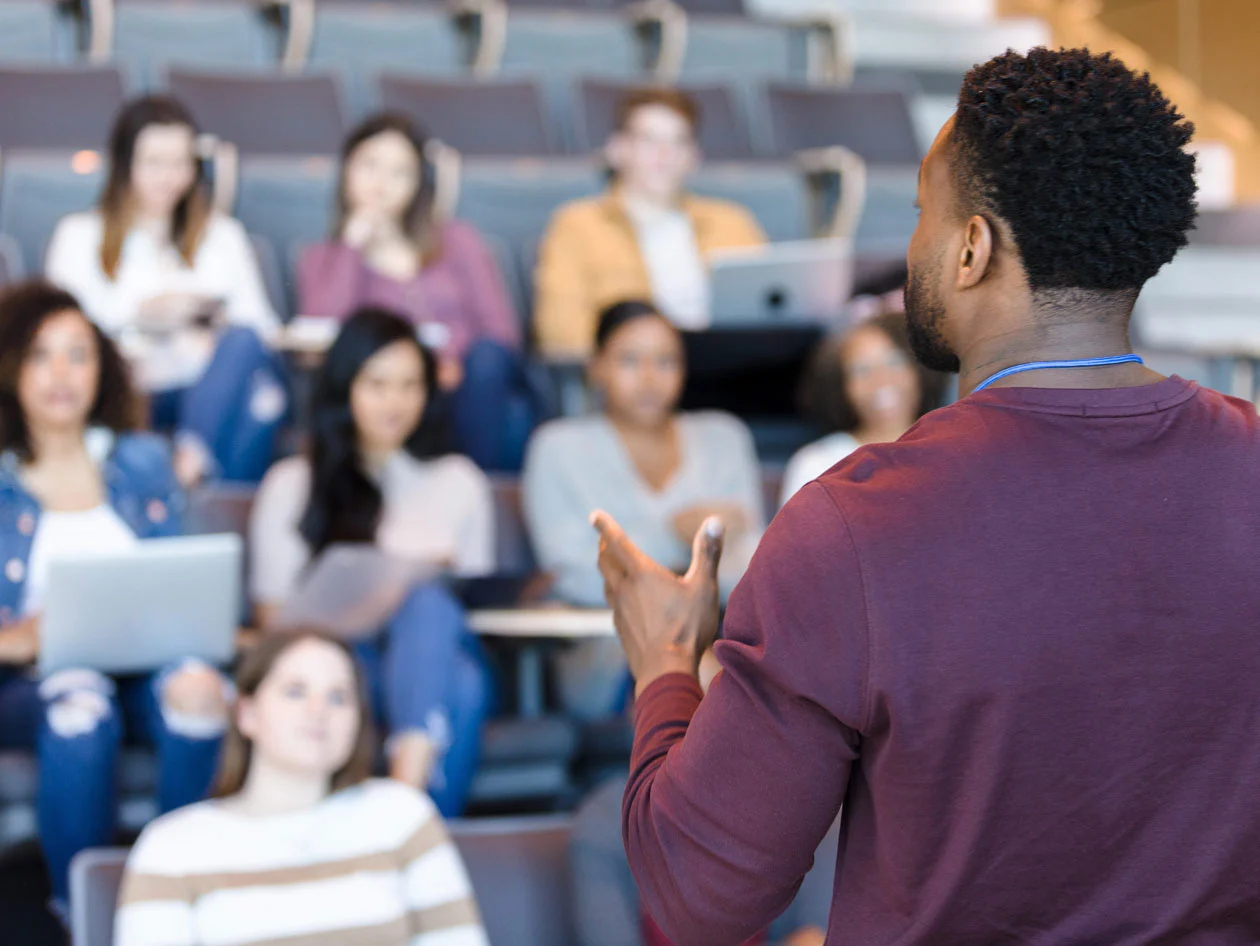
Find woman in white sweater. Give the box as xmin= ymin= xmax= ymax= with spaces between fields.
xmin=522 ymin=299 xmax=765 ymax=718
xmin=250 ymin=307 xmax=495 ymax=816
xmin=115 ymin=630 xmax=489 ymax=946
xmin=45 ymin=95 xmax=286 ymax=486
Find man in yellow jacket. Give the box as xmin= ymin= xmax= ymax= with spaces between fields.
xmin=534 ymin=88 xmax=766 ymax=359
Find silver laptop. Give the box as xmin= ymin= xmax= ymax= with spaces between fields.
xmin=708 ymin=238 xmax=855 ymax=326
xmin=39 ymin=534 xmax=241 ymax=676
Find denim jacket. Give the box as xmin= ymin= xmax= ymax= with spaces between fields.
xmin=0 ymin=430 xmax=185 ymax=622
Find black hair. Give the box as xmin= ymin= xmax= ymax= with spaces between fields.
xmin=952 ymin=47 xmax=1197 ymax=300
xmin=299 ymin=307 xmax=444 ymax=557
xmin=800 ymin=312 xmax=945 ymax=435
xmin=594 ymin=299 xmax=675 ymax=352
xmin=0 ymin=280 xmax=141 ymax=459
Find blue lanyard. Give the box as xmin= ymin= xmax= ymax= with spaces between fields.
xmin=972 ymin=354 xmax=1145 ymax=393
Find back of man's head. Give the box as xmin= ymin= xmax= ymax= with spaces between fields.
xmin=952 ymin=47 xmax=1198 ymax=305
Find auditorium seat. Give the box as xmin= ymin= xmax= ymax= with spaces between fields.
xmin=69 ymin=817 xmax=578 ymax=946
xmin=0 ymin=233 xmax=24 ymax=287
xmin=0 ymin=0 xmax=76 ymax=63
xmin=689 ymin=161 xmax=811 ymax=242
xmin=574 ymin=78 xmax=755 ymax=161
xmin=0 ymin=148 xmax=102 ymax=273
xmin=496 ymin=9 xmax=654 ymax=149
xmin=303 ymin=2 xmax=475 ymax=119
xmin=765 ymin=84 xmax=922 ymax=165
xmin=106 ymin=0 xmax=284 ymax=87
xmin=232 ymin=155 xmax=338 ymax=283
xmin=0 ymin=66 xmax=127 ymax=149
xmin=379 ymin=76 xmax=556 ymax=158
xmin=167 ymin=69 xmax=346 ymax=156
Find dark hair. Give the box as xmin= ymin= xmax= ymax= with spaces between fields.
xmin=952 ymin=47 xmax=1197 ymax=302
xmin=614 ymin=87 xmax=700 ymax=135
xmin=299 ymin=307 xmax=442 ymax=557
xmin=214 ymin=630 xmax=377 ymax=798
xmin=334 ymin=113 xmax=443 ymax=264
xmin=800 ymin=312 xmax=944 ymax=435
xmin=594 ymin=299 xmax=677 ymax=352
xmin=100 ymin=95 xmax=209 ymax=280
xmin=0 ymin=280 xmax=141 ymax=460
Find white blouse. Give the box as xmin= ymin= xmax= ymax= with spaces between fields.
xmin=45 ymin=211 xmax=278 ymax=390
xmin=249 ymin=452 xmax=497 ymax=606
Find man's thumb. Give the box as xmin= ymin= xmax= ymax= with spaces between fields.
xmin=686 ymin=516 xmax=725 ymax=583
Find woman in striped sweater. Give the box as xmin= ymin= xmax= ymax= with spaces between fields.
xmin=114 ymin=630 xmax=488 ymax=946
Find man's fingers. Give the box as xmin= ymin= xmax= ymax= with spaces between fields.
xmin=590 ymin=510 xmax=642 ymax=575
xmin=684 ymin=515 xmax=726 ymax=584
xmin=597 ymin=536 xmax=627 ymax=595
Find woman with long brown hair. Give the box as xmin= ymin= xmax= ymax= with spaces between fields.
xmin=45 ymin=95 xmax=286 ymax=486
xmin=115 ymin=630 xmax=489 ymax=946
xmin=297 ymin=113 xmax=536 ymax=471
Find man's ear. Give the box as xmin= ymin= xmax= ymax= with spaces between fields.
xmin=956 ymin=214 xmax=994 ymax=290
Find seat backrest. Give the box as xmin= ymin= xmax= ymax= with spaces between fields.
xmin=112 ymin=0 xmax=278 ymax=87
xmin=0 ymin=67 xmax=127 ymax=150
xmin=69 ymin=847 xmax=128 ymax=946
xmin=766 ymin=84 xmax=921 ymax=166
xmin=0 ymin=232 xmax=26 ymax=287
xmin=380 ymin=76 xmax=555 ymax=158
xmin=455 ymin=157 xmax=605 ymax=255
xmin=168 ymin=70 xmax=346 ymax=157
xmin=1192 ymin=207 xmax=1260 ymax=247
xmin=0 ymin=0 xmax=74 ymax=64
xmin=306 ymin=1 xmax=471 ymax=118
xmin=234 ymin=154 xmax=338 ymax=280
xmin=71 ymin=817 xmax=578 ymax=946
xmin=450 ymin=815 xmax=578 ymax=946
xmin=574 ymin=78 xmax=754 ymax=161
xmin=0 ymin=148 xmax=104 ymax=272
xmin=688 ymin=161 xmax=809 ymax=242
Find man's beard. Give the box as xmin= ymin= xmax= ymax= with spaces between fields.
xmin=904 ymin=259 xmax=960 ymax=374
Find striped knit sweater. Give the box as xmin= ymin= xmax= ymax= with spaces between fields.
xmin=114 ymin=779 xmax=488 ymax=946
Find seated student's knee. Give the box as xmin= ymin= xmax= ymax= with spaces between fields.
xmin=462 ymin=339 xmax=515 ymax=383
xmin=392 ymin=583 xmax=464 ymax=635
xmin=215 ymin=325 xmax=269 ymax=362
xmin=39 ymin=669 xmax=116 ymax=740
xmin=453 ymin=652 xmax=491 ymax=722
xmin=158 ymin=661 xmax=230 ymax=738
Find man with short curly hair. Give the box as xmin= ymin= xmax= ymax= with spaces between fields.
xmin=591 ymin=47 xmax=1260 ymax=945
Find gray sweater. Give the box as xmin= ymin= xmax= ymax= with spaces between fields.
xmin=521 ymin=412 xmax=765 ymax=607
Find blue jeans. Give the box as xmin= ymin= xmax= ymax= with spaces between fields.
xmin=0 ymin=667 xmax=223 ymax=901
xmin=450 ymin=339 xmax=538 ymax=472
xmin=353 ymin=584 xmax=491 ymax=817
xmin=151 ymin=326 xmax=288 ymax=484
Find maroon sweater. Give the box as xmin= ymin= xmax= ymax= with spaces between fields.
xmin=626 ymin=377 xmax=1260 ymax=946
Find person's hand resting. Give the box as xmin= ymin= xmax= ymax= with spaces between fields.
xmin=592 ymin=510 xmax=724 ymax=696
xmin=0 ymin=616 xmax=39 ymax=666
xmin=137 ymin=292 xmax=214 ymax=333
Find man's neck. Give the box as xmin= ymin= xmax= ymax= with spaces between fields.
xmin=25 ymin=425 xmax=89 ymax=467
xmin=957 ymin=319 xmax=1149 ymax=397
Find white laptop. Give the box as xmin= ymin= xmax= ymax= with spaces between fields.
xmin=708 ymin=238 xmax=855 ymax=327
xmin=39 ymin=534 xmax=241 ymax=676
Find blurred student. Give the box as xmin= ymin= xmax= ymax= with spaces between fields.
xmin=0 ymin=281 xmax=229 ymax=912
xmin=115 ymin=630 xmax=489 ymax=946
xmin=780 ymin=312 xmax=945 ymax=506
xmin=299 ymin=113 xmax=535 ymax=470
xmin=46 ymin=95 xmax=285 ymax=486
xmin=535 ymin=89 xmax=765 ymax=357
xmin=522 ymin=300 xmax=763 ymax=718
xmin=250 ymin=307 xmax=493 ymax=815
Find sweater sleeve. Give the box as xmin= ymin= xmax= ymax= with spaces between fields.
xmin=521 ymin=425 xmax=607 ymax=608
xmin=217 ymin=217 xmax=279 ymax=338
xmin=395 ymin=791 xmax=489 ymax=946
xmin=113 ymin=824 xmax=197 ymax=946
xmin=446 ymin=222 xmax=521 ymax=351
xmin=700 ymin=415 xmax=768 ymax=598
xmin=45 ymin=214 xmax=133 ymax=335
xmin=297 ymin=241 xmax=370 ymax=320
xmin=249 ymin=459 xmax=313 ymax=607
xmin=453 ymin=460 xmax=497 ymax=578
xmin=623 ymin=484 xmax=866 ymax=946
xmin=533 ymin=207 xmax=598 ymax=358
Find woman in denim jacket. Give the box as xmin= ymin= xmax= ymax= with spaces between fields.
xmin=0 ymin=281 xmax=230 ymax=917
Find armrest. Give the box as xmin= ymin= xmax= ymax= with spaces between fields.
xmin=626 ymin=0 xmax=688 ymax=81
xmin=794 ymin=145 xmax=866 ymax=240
xmin=452 ymin=0 xmax=508 ymax=76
